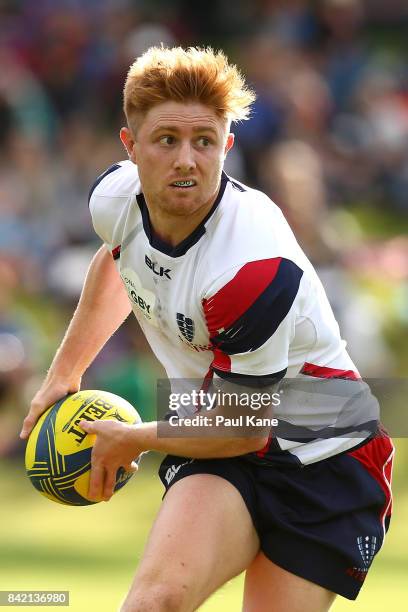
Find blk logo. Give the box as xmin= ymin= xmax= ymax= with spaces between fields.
xmin=165 ymin=460 xmax=194 ymax=485
xmin=145 ymin=255 xmax=171 ymax=279
xmin=176 ymin=313 xmax=195 ymax=342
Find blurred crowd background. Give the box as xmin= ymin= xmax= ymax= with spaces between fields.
xmin=1 ymin=0 xmax=408 ymax=458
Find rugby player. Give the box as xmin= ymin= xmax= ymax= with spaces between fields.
xmin=20 ymin=47 xmax=394 ymax=612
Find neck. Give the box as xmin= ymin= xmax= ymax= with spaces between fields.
xmin=147 ymin=205 xmax=211 ymax=247
xmin=145 ymin=184 xmax=222 ymax=248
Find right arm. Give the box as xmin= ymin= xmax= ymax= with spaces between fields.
xmin=20 ymin=245 xmax=131 ymax=439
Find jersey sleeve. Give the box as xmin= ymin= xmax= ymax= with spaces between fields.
xmin=88 ymin=164 xmax=123 ymax=249
xmin=202 ymin=258 xmax=303 ymax=385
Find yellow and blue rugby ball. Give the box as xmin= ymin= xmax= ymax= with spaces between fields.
xmin=25 ymin=390 xmax=141 ymax=506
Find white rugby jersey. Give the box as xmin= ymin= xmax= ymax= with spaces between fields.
xmin=89 ymin=160 xmax=378 ymax=465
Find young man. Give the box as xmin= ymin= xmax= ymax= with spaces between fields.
xmin=20 ymin=47 xmax=394 ymax=612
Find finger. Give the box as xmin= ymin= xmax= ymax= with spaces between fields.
xmin=20 ymin=396 xmax=62 ymax=439
xmin=19 ymin=414 xmax=40 ymax=440
xmin=103 ymin=470 xmax=117 ymax=501
xmin=19 ymin=418 xmax=33 ymax=440
xmin=87 ymin=463 xmax=105 ymax=502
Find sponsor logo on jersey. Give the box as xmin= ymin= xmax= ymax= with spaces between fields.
xmin=177 ymin=335 xmax=212 ymax=352
xmin=176 ymin=313 xmax=195 ymax=342
xmin=121 ymin=267 xmax=158 ymax=327
xmin=145 ymin=255 xmax=171 ymax=279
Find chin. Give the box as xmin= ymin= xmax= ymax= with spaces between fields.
xmin=164 ymin=195 xmax=203 ymax=216
xmin=169 ymin=202 xmax=202 ymax=216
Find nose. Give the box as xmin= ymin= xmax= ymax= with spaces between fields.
xmin=173 ymin=141 xmax=196 ymax=173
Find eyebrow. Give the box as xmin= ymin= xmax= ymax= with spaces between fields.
xmin=152 ymin=125 xmax=218 ymax=135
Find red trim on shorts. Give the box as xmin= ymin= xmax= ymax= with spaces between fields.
xmin=348 ymin=434 xmax=394 ymax=528
xmin=256 ymin=433 xmax=273 ymax=459
xmin=300 ymin=362 xmax=361 ymax=381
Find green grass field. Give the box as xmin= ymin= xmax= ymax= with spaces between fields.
xmin=1 ymin=443 xmax=406 ymax=611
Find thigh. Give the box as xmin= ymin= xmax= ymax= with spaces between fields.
xmin=243 ymin=552 xmax=336 ymax=612
xmin=127 ymin=473 xmax=259 ymax=609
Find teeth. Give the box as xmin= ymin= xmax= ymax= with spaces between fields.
xmin=173 ymin=180 xmax=194 ymax=187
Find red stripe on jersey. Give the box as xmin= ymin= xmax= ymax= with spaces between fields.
xmin=212 ymin=349 xmax=231 ymax=372
xmin=256 ymin=433 xmax=273 ymax=459
xmin=301 ymin=362 xmax=361 ymax=381
xmin=202 ymin=258 xmax=282 ymax=336
xmin=195 ymin=367 xmax=215 ymax=413
xmin=112 ymin=245 xmax=121 ymax=260
xmin=201 ymin=367 xmax=214 ymax=392
xmin=349 ymin=435 xmax=394 ymax=527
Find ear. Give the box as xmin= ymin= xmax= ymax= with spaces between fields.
xmin=224 ymin=132 xmax=235 ymax=157
xmin=120 ymin=127 xmax=137 ymax=163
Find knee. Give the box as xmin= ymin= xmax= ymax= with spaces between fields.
xmin=120 ymin=580 xmax=192 ymax=612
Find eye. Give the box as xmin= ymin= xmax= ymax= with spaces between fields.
xmin=197 ymin=136 xmax=211 ymax=147
xmin=159 ymin=135 xmax=175 ymax=145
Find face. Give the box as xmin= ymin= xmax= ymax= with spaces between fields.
xmin=120 ymin=101 xmax=234 ymax=221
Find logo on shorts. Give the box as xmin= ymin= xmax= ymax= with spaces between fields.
xmin=176 ymin=313 xmax=195 ymax=342
xmin=164 ymin=460 xmax=194 ymax=485
xmin=346 ymin=535 xmax=378 ymax=583
xmin=357 ymin=535 xmax=377 ymax=567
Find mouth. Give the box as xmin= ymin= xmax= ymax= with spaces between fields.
xmin=170 ymin=179 xmax=197 ymax=189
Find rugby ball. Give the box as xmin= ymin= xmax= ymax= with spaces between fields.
xmin=25 ymin=390 xmax=141 ymax=506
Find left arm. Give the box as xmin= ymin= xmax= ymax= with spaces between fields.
xmin=136 ymin=419 xmax=268 ymax=458
xmin=80 ymin=407 xmax=269 ymax=501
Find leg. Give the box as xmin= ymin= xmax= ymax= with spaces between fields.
xmin=121 ymin=474 xmax=259 ymax=612
xmin=243 ymin=552 xmax=336 ymax=612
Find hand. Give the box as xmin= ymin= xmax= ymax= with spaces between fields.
xmin=20 ymin=378 xmax=80 ymax=440
xmin=79 ymin=419 xmax=141 ymax=502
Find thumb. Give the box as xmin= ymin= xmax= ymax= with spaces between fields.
xmin=125 ymin=460 xmax=139 ymax=473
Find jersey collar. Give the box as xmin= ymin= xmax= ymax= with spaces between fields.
xmin=136 ymin=171 xmax=228 ymax=258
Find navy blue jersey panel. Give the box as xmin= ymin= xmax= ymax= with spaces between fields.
xmin=213 ymin=367 xmax=287 ymax=387
xmin=211 ymin=259 xmax=303 ymax=354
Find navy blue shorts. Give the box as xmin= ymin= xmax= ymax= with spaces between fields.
xmin=158 ymin=433 xmax=394 ymax=600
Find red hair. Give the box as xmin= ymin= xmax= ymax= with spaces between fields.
xmin=124 ymin=46 xmax=255 ymax=129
